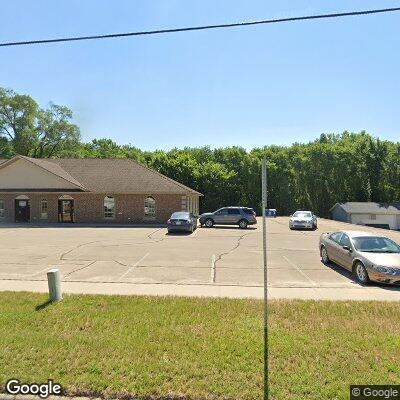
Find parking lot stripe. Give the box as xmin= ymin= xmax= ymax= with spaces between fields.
xmin=282 ymin=255 xmax=317 ymax=287
xmin=118 ymin=253 xmax=150 ymax=280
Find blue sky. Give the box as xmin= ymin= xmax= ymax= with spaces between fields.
xmin=1 ymin=1 xmax=399 ymax=150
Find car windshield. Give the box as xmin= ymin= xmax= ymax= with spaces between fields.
xmin=293 ymin=212 xmax=312 ymax=218
xmin=171 ymin=212 xmax=189 ymax=219
xmin=353 ymin=236 xmax=400 ymax=253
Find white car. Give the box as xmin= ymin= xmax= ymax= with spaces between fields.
xmin=289 ymin=210 xmax=317 ymax=230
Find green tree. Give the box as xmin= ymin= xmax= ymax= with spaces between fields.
xmin=0 ymin=87 xmax=80 ymax=158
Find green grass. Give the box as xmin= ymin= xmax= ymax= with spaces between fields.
xmin=0 ymin=292 xmax=262 ymax=400
xmin=0 ymin=293 xmax=400 ymax=399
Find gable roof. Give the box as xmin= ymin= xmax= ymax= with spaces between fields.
xmin=19 ymin=156 xmax=87 ymax=190
xmin=330 ymin=202 xmax=400 ymax=215
xmin=0 ymin=155 xmax=201 ymax=195
xmin=0 ymin=156 xmax=87 ymax=191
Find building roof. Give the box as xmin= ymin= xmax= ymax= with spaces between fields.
xmin=20 ymin=156 xmax=87 ymax=190
xmin=330 ymin=202 xmax=400 ymax=215
xmin=0 ymin=155 xmax=201 ymax=195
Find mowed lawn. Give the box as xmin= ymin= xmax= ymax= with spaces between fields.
xmin=0 ymin=293 xmax=400 ymax=400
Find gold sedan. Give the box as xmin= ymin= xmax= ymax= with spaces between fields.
xmin=319 ymin=231 xmax=400 ymax=285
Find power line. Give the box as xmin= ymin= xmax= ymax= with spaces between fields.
xmin=1 ymin=7 xmax=400 ymax=48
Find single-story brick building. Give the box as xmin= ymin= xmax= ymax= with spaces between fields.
xmin=0 ymin=155 xmax=201 ymax=224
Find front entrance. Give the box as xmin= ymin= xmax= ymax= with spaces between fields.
xmin=15 ymin=199 xmax=30 ymax=222
xmin=58 ymin=200 xmax=74 ymax=223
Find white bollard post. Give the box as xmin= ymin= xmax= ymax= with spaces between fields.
xmin=47 ymin=269 xmax=62 ymax=302
xmin=210 ymin=255 xmax=216 ymax=283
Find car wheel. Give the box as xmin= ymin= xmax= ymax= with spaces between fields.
xmin=205 ymin=218 xmax=214 ymax=228
xmin=321 ymin=246 xmax=330 ymax=264
xmin=354 ymin=262 xmax=370 ymax=284
xmin=239 ymin=219 xmax=248 ymax=229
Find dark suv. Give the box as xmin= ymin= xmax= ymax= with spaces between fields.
xmin=199 ymin=207 xmax=257 ymax=229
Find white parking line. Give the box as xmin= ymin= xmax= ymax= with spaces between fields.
xmin=191 ymin=228 xmax=199 ymax=238
xmin=118 ymin=253 xmax=150 ymax=280
xmin=282 ymin=255 xmax=316 ymax=287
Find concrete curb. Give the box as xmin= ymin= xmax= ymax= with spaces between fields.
xmin=1 ymin=278 xmax=400 ymax=300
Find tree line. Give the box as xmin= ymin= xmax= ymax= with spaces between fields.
xmin=1 ymin=87 xmax=399 ymax=216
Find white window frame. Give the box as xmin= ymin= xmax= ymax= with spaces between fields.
xmin=144 ymin=196 xmax=156 ymax=220
xmin=40 ymin=199 xmax=48 ymax=219
xmin=0 ymin=200 xmax=5 ymax=219
xmin=104 ymin=196 xmax=116 ymax=219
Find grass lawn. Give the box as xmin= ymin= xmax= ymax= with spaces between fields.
xmin=0 ymin=293 xmax=399 ymax=400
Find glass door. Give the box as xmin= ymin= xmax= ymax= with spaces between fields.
xmin=15 ymin=199 xmax=30 ymax=222
xmin=58 ymin=200 xmax=74 ymax=223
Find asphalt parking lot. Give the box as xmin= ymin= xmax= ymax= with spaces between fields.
xmin=1 ymin=217 xmax=400 ymax=299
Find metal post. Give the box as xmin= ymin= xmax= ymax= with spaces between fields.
xmin=47 ymin=268 xmax=62 ymax=302
xmin=261 ymin=156 xmax=268 ymax=400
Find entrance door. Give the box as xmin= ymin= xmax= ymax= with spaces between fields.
xmin=15 ymin=199 xmax=30 ymax=222
xmin=58 ymin=200 xmax=74 ymax=223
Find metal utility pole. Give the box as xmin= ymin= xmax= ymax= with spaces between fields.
xmin=261 ymin=156 xmax=268 ymax=400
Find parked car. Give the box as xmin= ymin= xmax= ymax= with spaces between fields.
xmin=167 ymin=211 xmax=198 ymax=233
xmin=199 ymin=206 xmax=257 ymax=229
xmin=289 ymin=210 xmax=317 ymax=230
xmin=319 ymin=230 xmax=400 ymax=285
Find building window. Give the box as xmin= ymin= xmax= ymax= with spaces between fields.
xmin=144 ymin=196 xmax=156 ymax=219
xmin=370 ymin=214 xmax=377 ymax=220
xmin=40 ymin=199 xmax=48 ymax=219
xmin=104 ymin=196 xmax=115 ymax=219
xmin=0 ymin=200 xmax=5 ymax=219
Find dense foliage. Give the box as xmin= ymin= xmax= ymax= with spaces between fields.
xmin=1 ymin=88 xmax=399 ymax=216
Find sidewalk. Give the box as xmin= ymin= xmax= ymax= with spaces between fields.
xmin=2 ymin=278 xmax=400 ymax=301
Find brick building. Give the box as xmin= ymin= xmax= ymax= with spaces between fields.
xmin=0 ymin=155 xmax=201 ymax=224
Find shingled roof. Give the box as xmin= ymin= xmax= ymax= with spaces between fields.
xmin=0 ymin=156 xmax=201 ymax=195
xmin=330 ymin=202 xmax=400 ymax=214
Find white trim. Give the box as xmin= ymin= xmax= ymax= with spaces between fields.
xmin=59 ymin=194 xmax=74 ymax=200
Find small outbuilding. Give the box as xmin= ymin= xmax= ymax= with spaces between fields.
xmin=330 ymin=202 xmax=400 ymax=230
